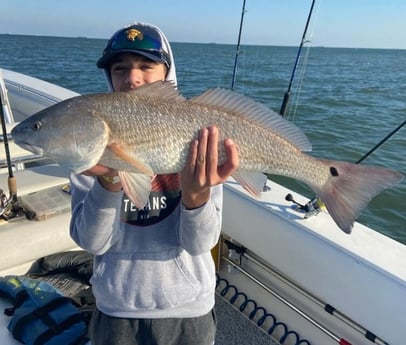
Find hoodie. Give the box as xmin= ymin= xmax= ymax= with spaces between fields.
xmin=69 ymin=22 xmax=222 ymax=318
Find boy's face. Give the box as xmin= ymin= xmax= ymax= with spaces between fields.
xmin=109 ymin=53 xmax=167 ymax=92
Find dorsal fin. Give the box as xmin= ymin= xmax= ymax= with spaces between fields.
xmin=127 ymin=81 xmax=186 ymax=102
xmin=189 ymin=88 xmax=312 ymax=151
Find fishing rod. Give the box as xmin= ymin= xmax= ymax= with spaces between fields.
xmin=0 ymin=72 xmax=17 ymax=201
xmin=279 ymin=0 xmax=316 ymax=116
xmin=0 ymin=73 xmax=36 ymax=221
xmin=231 ymin=0 xmax=247 ymax=91
xmin=355 ymin=119 xmax=406 ymax=164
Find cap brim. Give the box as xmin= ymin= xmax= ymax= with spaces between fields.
xmin=97 ymin=49 xmax=167 ymax=68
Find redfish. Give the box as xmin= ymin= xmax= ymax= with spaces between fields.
xmin=11 ymin=81 xmax=403 ymax=233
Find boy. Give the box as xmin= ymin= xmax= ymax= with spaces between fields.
xmin=70 ymin=22 xmax=239 ymax=345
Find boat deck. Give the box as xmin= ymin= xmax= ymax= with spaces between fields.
xmin=215 ymin=294 xmax=278 ymax=345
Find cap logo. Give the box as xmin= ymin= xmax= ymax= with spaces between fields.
xmin=126 ymin=29 xmax=143 ymax=41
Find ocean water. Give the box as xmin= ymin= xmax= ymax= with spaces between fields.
xmin=0 ymin=35 xmax=405 ymax=243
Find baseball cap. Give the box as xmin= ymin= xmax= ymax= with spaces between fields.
xmin=97 ymin=24 xmax=171 ymax=68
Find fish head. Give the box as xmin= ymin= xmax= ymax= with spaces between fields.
xmin=11 ymin=96 xmax=109 ymax=173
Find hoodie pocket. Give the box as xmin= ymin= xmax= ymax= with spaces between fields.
xmin=92 ymin=249 xmax=203 ymax=311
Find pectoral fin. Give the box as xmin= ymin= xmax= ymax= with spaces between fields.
xmin=119 ymin=171 xmax=153 ymax=209
xmin=232 ymin=171 xmax=268 ymax=198
xmin=108 ymin=143 xmax=154 ymax=176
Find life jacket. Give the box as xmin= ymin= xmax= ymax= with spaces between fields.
xmin=0 ymin=275 xmax=88 ymax=345
xmin=25 ymin=250 xmax=95 ymax=323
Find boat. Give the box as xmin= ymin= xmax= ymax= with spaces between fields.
xmin=0 ymin=64 xmax=405 ymax=345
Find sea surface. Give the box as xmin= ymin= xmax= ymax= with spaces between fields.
xmin=0 ymin=34 xmax=405 ymax=244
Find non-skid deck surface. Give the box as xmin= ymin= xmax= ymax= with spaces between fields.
xmin=215 ymin=294 xmax=279 ymax=345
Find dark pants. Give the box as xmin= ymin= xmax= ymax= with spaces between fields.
xmin=89 ymin=308 xmax=216 ymax=345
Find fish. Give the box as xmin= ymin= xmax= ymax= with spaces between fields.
xmin=11 ymin=81 xmax=403 ymax=233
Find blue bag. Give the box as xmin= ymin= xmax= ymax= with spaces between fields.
xmin=0 ymin=275 xmax=87 ymax=345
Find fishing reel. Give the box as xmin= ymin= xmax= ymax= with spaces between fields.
xmin=0 ymin=189 xmax=18 ymax=220
xmin=0 ymin=189 xmax=9 ymax=218
xmin=0 ymin=189 xmax=36 ymax=221
xmin=285 ymin=193 xmax=326 ymax=219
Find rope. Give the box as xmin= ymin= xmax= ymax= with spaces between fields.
xmin=216 ymin=274 xmax=312 ymax=345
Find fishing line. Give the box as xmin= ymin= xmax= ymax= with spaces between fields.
xmin=286 ymin=44 xmax=311 ymax=123
xmin=252 ymin=48 xmax=261 ymax=87
xmin=284 ymin=0 xmax=323 ymax=122
xmin=230 ymin=0 xmax=261 ymax=95
xmin=279 ymin=0 xmax=317 ymax=117
xmin=285 ymin=0 xmax=323 ymax=123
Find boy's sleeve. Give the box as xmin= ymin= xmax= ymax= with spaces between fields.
xmin=179 ymin=184 xmax=223 ymax=255
xmin=69 ymin=173 xmax=123 ymax=255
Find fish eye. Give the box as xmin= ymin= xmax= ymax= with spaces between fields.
xmin=33 ymin=121 xmax=42 ymax=131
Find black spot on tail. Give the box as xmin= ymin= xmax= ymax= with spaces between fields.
xmin=330 ymin=166 xmax=339 ymax=177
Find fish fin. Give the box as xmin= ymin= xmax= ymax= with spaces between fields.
xmin=108 ymin=143 xmax=154 ymax=176
xmin=189 ymin=88 xmax=312 ymax=152
xmin=128 ymin=81 xmax=186 ymax=102
xmin=311 ymin=160 xmax=404 ymax=233
xmin=99 ymin=147 xmax=141 ymax=172
xmin=232 ymin=171 xmax=268 ymax=198
xmin=119 ymin=171 xmax=152 ymax=208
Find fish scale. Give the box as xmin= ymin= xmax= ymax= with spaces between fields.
xmin=102 ymin=94 xmax=302 ymax=174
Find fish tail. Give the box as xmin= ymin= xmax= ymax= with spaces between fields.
xmin=311 ymin=160 xmax=403 ymax=233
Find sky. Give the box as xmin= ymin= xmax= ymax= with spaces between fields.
xmin=1 ymin=0 xmax=405 ymax=49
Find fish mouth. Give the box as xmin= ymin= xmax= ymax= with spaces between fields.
xmin=13 ymin=139 xmax=44 ymax=156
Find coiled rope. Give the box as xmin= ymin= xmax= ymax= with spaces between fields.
xmin=216 ymin=274 xmax=311 ymax=345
